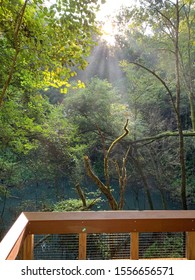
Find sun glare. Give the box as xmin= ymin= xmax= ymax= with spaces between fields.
xmin=101 ymin=21 xmax=116 ymax=46
xmin=97 ymin=0 xmax=137 ymax=46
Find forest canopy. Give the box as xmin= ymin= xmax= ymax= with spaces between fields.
xmin=1 ymin=0 xmax=195 ymax=238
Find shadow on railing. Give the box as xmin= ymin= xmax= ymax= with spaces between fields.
xmin=0 ymin=211 xmax=195 ymax=260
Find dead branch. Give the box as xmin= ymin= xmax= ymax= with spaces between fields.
xmin=96 ymin=124 xmax=107 ymax=158
xmin=84 ymin=120 xmax=130 ymax=210
xmin=129 ymin=130 xmax=195 ymax=146
xmin=84 ymin=156 xmax=118 ymax=210
xmin=118 ymin=146 xmax=131 ymax=209
xmin=75 ymin=183 xmax=87 ymax=208
xmin=104 ymin=119 xmax=129 ymax=188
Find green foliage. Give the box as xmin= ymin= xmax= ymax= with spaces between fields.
xmin=0 ymin=88 xmax=86 ymax=195
xmin=143 ymin=234 xmax=184 ymax=259
xmin=64 ymin=77 xmax=129 ymax=146
xmin=1 ymin=0 xmax=195 ymax=236
xmin=0 ymin=0 xmax=100 ymax=100
xmin=53 ymin=198 xmax=100 ymax=212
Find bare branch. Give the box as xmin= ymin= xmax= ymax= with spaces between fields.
xmin=75 ymin=183 xmax=87 ymax=208
xmin=119 ymin=146 xmax=131 ymax=209
xmin=96 ymin=124 xmax=107 ymax=158
xmin=129 ymin=130 xmax=195 ymax=145
xmin=84 ymin=156 xmax=118 ymax=210
xmin=104 ymin=119 xmax=129 ymax=188
xmin=154 ymin=8 xmax=175 ymax=29
xmin=129 ymin=61 xmax=177 ymax=114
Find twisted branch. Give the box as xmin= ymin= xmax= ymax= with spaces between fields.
xmin=104 ymin=119 xmax=129 ymax=188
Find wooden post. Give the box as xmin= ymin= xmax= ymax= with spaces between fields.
xmin=186 ymin=232 xmax=195 ymax=260
xmin=22 ymin=234 xmax=34 ymax=260
xmin=130 ymin=232 xmax=139 ymax=260
xmin=79 ymin=233 xmax=87 ymax=260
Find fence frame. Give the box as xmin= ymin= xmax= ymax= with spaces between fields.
xmin=0 ymin=210 xmax=195 ymax=260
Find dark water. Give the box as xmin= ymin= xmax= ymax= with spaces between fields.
xmin=0 ymin=180 xmax=194 ymax=239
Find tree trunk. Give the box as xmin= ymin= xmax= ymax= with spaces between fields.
xmin=175 ymin=1 xmax=187 ymax=210
xmin=189 ymin=93 xmax=195 ymax=131
xmin=183 ymin=2 xmax=195 ymax=131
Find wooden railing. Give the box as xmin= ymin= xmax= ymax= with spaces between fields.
xmin=0 ymin=211 xmax=195 ymax=260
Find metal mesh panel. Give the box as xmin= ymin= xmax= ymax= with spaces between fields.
xmin=34 ymin=233 xmax=130 ymax=260
xmin=139 ymin=232 xmax=186 ymax=259
xmin=33 ymin=232 xmax=186 ymax=260
xmin=87 ymin=233 xmax=130 ymax=260
xmin=34 ymin=234 xmax=79 ymax=260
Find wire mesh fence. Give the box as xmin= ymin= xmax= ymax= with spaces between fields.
xmin=86 ymin=233 xmax=130 ymax=259
xmin=139 ymin=232 xmax=186 ymax=259
xmin=34 ymin=234 xmax=79 ymax=260
xmin=33 ymin=232 xmax=186 ymax=260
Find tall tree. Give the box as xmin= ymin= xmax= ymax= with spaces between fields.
xmin=115 ymin=0 xmax=195 ymax=209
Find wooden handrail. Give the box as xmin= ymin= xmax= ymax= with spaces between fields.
xmin=0 ymin=213 xmax=28 ymax=260
xmin=0 ymin=211 xmax=195 ymax=260
xmin=24 ymin=210 xmax=195 ymax=234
